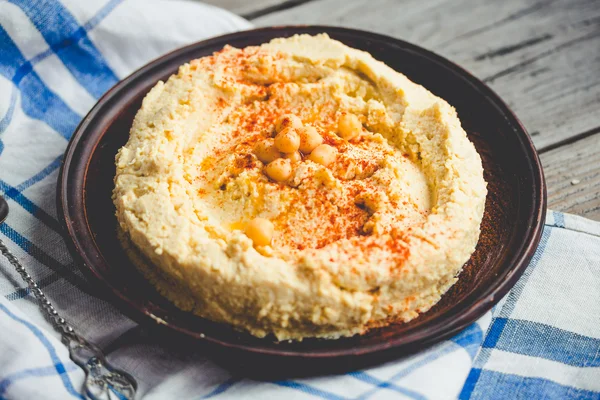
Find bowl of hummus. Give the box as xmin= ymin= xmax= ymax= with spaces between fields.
xmin=59 ymin=26 xmax=545 ymax=372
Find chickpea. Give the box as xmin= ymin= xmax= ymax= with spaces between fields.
xmin=265 ymin=158 xmax=293 ymax=182
xmin=254 ymin=139 xmax=282 ymax=164
xmin=285 ymin=151 xmax=302 ymax=163
xmin=308 ymin=144 xmax=337 ymax=167
xmin=245 ymin=217 xmax=274 ymax=246
xmin=274 ymin=127 xmax=301 ymax=153
xmin=298 ymin=126 xmax=323 ymax=153
xmin=337 ymin=113 xmax=362 ymax=141
xmin=275 ymin=114 xmax=303 ymax=132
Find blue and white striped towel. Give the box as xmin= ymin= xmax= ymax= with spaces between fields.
xmin=0 ymin=1 xmax=598 ymax=399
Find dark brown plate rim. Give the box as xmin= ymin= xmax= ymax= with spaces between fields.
xmin=57 ymin=25 xmax=546 ymax=359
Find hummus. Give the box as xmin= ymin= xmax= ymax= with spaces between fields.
xmin=113 ymin=34 xmax=487 ymax=340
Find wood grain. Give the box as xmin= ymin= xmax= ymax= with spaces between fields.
xmin=253 ymin=0 xmax=600 ymax=151
xmin=200 ymin=0 xmax=314 ymax=18
xmin=201 ymin=0 xmax=284 ymax=16
xmin=541 ymin=133 xmax=600 ymax=220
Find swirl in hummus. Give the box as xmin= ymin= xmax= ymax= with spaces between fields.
xmin=113 ymin=34 xmax=487 ymax=340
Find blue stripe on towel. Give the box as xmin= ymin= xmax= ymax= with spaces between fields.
xmin=8 ymin=0 xmax=119 ymax=99
xmin=274 ymin=380 xmax=346 ymax=400
xmin=483 ymin=319 xmax=600 ymax=367
xmin=0 ymin=179 xmax=61 ymax=233
xmin=451 ymin=323 xmax=484 ymax=360
xmin=15 ymin=155 xmax=63 ymax=192
xmin=553 ymin=211 xmax=565 ymax=228
xmin=199 ymin=378 xmax=239 ymax=399
xmin=465 ymin=370 xmax=600 ymax=400
xmin=357 ymin=340 xmax=464 ymax=399
xmin=5 ymin=260 xmax=78 ymax=301
xmin=0 ymin=84 xmax=18 ymax=156
xmin=83 ymin=0 xmax=124 ymax=32
xmin=0 ymin=26 xmax=80 ymax=139
xmin=351 ymin=371 xmax=427 ymax=400
xmin=0 ymin=223 xmax=91 ymax=293
xmin=0 ymin=363 xmax=78 ymax=396
xmin=460 ymin=227 xmax=553 ymax=398
xmin=0 ymin=303 xmax=83 ymax=399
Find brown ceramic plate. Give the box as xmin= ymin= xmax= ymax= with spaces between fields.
xmin=58 ymin=26 xmax=545 ymax=376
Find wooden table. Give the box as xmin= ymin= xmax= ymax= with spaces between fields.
xmin=206 ymin=0 xmax=600 ymax=220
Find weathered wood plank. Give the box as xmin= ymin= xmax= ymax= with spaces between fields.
xmin=541 ymin=132 xmax=600 ymax=221
xmin=201 ymin=0 xmax=306 ymax=18
xmin=253 ymin=0 xmax=600 ymax=151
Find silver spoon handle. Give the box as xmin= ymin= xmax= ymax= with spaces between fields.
xmin=0 ymin=238 xmax=137 ymax=400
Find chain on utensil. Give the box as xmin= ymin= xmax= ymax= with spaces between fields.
xmin=0 ymin=238 xmax=137 ymax=400
xmin=0 ymin=238 xmax=77 ymax=338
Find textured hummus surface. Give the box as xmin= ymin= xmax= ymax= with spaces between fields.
xmin=113 ymin=34 xmax=487 ymax=340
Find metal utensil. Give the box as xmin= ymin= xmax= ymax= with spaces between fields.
xmin=0 ymin=196 xmax=137 ymax=400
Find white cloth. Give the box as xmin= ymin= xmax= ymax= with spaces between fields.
xmin=0 ymin=1 xmax=599 ymax=399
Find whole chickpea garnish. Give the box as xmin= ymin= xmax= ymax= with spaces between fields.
xmin=274 ymin=127 xmax=301 ymax=153
xmin=285 ymin=151 xmax=302 ymax=163
xmin=276 ymin=114 xmax=303 ymax=132
xmin=265 ymin=158 xmax=293 ymax=182
xmin=337 ymin=113 xmax=362 ymax=141
xmin=245 ymin=217 xmax=274 ymax=246
xmin=308 ymin=144 xmax=337 ymax=167
xmin=254 ymin=139 xmax=282 ymax=163
xmin=298 ymin=126 xmax=323 ymax=153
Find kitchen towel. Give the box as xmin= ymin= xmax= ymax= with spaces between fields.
xmin=0 ymin=1 xmax=599 ymax=399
